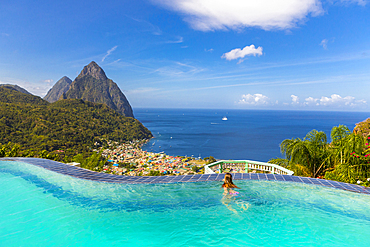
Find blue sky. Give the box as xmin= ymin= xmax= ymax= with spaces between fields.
xmin=1 ymin=0 xmax=370 ymax=111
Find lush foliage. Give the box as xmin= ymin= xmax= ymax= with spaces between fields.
xmin=204 ymin=156 xmax=217 ymax=164
xmin=0 ymin=142 xmax=107 ymax=171
xmin=0 ymin=87 xmax=152 ymax=156
xmin=269 ymin=125 xmax=370 ymax=186
xmin=0 ymin=87 xmax=47 ymax=105
xmin=72 ymin=151 xmax=107 ymax=171
xmin=0 ymin=84 xmax=31 ymax=95
xmin=354 ymin=117 xmax=370 ymax=137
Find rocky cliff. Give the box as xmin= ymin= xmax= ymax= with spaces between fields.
xmin=354 ymin=118 xmax=370 ymax=137
xmin=44 ymin=76 xmax=72 ymax=103
xmin=60 ymin=61 xmax=134 ymax=118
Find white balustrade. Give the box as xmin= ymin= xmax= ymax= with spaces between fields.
xmin=204 ymin=160 xmax=294 ymax=175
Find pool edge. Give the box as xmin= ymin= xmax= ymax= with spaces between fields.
xmin=1 ymin=157 xmax=370 ymax=195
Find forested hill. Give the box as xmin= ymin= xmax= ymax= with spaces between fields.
xmin=0 ymin=87 xmax=47 ymax=105
xmin=0 ymin=87 xmax=152 ymax=154
xmin=0 ymin=84 xmax=31 ymax=95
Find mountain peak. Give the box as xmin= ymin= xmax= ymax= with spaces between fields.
xmin=62 ymin=62 xmax=134 ymax=118
xmin=44 ymin=76 xmax=72 ymax=103
xmin=77 ymin=61 xmax=107 ymax=81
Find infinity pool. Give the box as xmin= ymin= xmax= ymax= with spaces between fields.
xmin=1 ymin=161 xmax=370 ymax=246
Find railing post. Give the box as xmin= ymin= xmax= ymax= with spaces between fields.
xmin=205 ymin=160 xmax=293 ymax=175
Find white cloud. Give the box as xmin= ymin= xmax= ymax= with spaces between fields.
xmin=222 ymin=45 xmax=263 ymax=63
xmin=339 ymin=0 xmax=367 ymax=6
xmin=239 ymin=93 xmax=270 ymax=105
xmin=304 ymin=96 xmax=319 ymax=106
xmin=127 ymin=87 xmax=160 ymax=94
xmin=205 ymin=48 xmax=214 ymax=52
xmin=102 ymin=46 xmax=118 ymax=62
xmin=128 ymin=17 xmax=163 ymax=35
xmin=43 ymin=79 xmax=53 ymax=83
xmin=304 ymin=94 xmax=366 ymax=107
xmin=166 ymin=37 xmax=184 ymax=43
xmin=154 ymin=61 xmax=204 ymax=76
xmin=320 ymin=39 xmax=328 ymax=49
xmin=320 ymin=94 xmax=354 ymax=105
xmin=153 ymin=0 xmax=323 ymax=31
xmin=0 ymin=77 xmax=52 ymax=97
xmin=291 ymin=94 xmax=299 ymax=104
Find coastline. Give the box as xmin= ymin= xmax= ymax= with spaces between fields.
xmin=135 ymin=108 xmax=370 ymax=161
xmin=95 ymin=139 xmax=208 ymax=176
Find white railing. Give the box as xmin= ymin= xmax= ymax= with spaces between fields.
xmin=204 ymin=160 xmax=294 ymax=175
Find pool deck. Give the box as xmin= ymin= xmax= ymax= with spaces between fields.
xmin=2 ymin=157 xmax=370 ymax=195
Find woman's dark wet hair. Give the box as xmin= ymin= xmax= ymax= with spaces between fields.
xmin=222 ymin=173 xmax=239 ymax=188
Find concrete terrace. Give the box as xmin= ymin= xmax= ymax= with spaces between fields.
xmin=2 ymin=157 xmax=370 ymax=195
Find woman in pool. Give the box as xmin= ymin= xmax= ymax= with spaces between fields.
xmin=221 ymin=173 xmax=248 ymax=213
xmin=222 ymin=172 xmax=240 ymax=195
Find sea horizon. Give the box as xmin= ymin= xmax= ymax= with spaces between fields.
xmin=135 ymin=108 xmax=370 ymax=162
xmin=134 ymin=107 xmax=370 ymax=114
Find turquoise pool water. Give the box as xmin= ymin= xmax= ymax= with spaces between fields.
xmin=1 ymin=161 xmax=370 ymax=247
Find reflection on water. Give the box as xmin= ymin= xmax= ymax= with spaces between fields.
xmin=1 ymin=161 xmax=370 ymax=247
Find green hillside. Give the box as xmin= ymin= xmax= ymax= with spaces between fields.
xmin=0 ymin=87 xmax=47 ymax=105
xmin=0 ymin=87 xmax=152 ymax=154
xmin=0 ymin=84 xmax=31 ymax=95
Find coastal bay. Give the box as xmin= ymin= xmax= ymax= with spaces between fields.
xmin=135 ymin=108 xmax=370 ymax=162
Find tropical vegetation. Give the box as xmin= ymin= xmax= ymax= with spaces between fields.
xmin=269 ymin=125 xmax=370 ymax=186
xmin=0 ymin=86 xmax=152 ymax=170
xmin=0 ymin=142 xmax=107 ymax=171
xmin=0 ymin=87 xmax=152 ymax=154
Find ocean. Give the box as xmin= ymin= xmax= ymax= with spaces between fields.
xmin=135 ymin=109 xmax=369 ymax=162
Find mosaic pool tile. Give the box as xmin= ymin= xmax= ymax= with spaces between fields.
xmin=233 ymin=173 xmax=242 ymax=180
xmin=282 ymin=175 xmax=294 ymax=182
xmin=2 ymin=157 xmax=370 ymax=194
xmin=265 ymin=174 xmax=275 ymax=180
xmin=299 ymin=177 xmax=313 ymax=184
xmin=215 ymin=174 xmax=224 ymax=180
xmin=274 ymin=175 xmax=285 ymax=181
xmin=290 ymin=176 xmax=303 ymax=183
xmin=310 ymin=179 xmax=323 ymax=185
xmin=241 ymin=173 xmax=250 ymax=180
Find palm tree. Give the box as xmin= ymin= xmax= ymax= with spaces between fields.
xmin=280 ymin=130 xmax=329 ymax=177
xmin=330 ymin=125 xmax=351 ymax=165
xmin=277 ymin=125 xmax=370 ymax=183
xmin=325 ymin=125 xmax=370 ymax=183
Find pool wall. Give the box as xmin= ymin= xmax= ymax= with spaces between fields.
xmin=1 ymin=157 xmax=370 ymax=195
